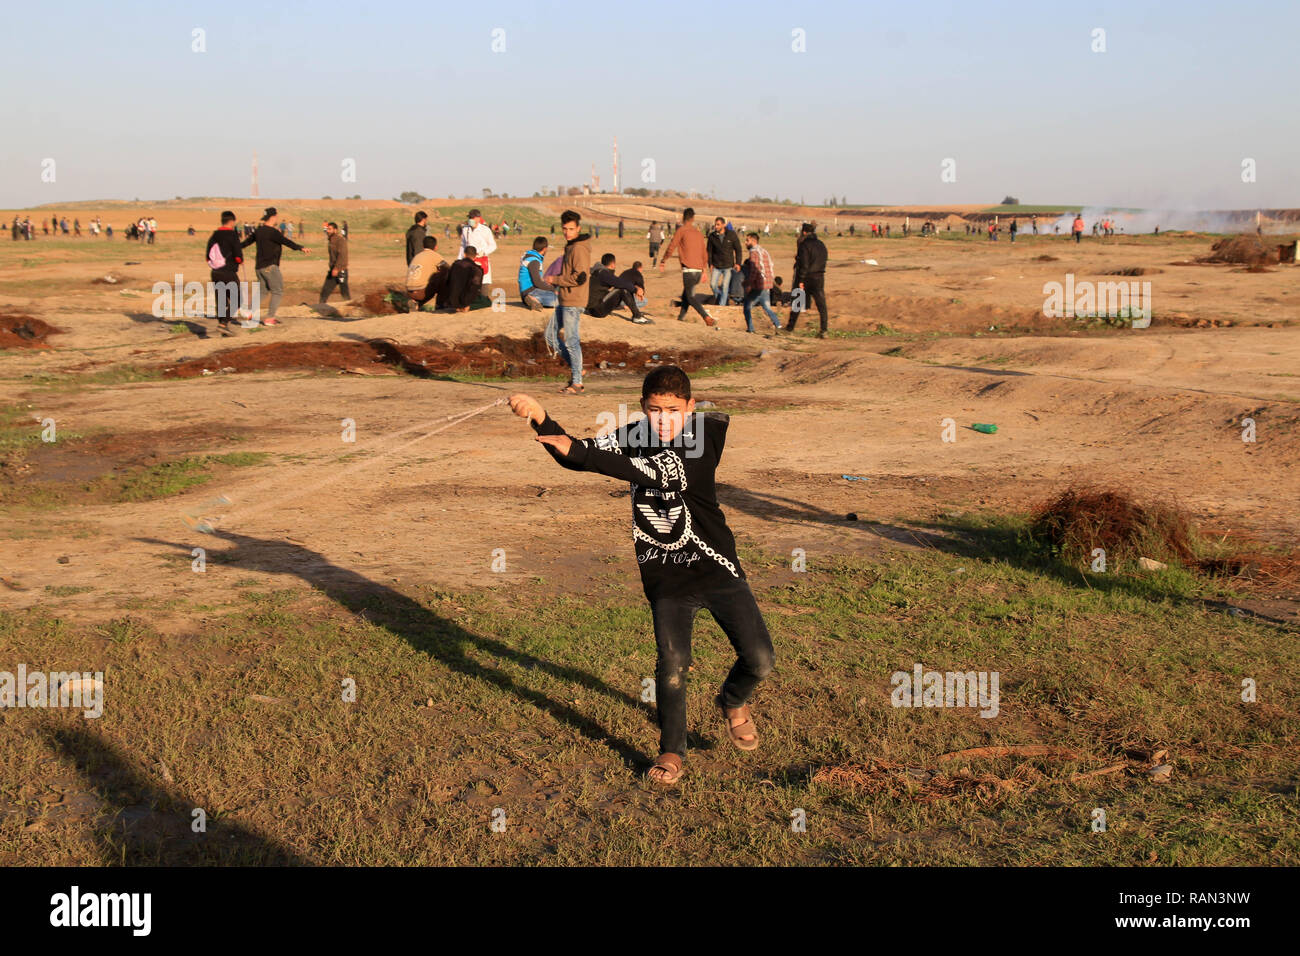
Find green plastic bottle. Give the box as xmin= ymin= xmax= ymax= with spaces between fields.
xmin=972 ymin=423 xmax=998 ymax=434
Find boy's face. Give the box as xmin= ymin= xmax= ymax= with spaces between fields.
xmin=642 ymin=392 xmax=695 ymax=443
xmin=562 ymin=221 xmax=579 ymax=240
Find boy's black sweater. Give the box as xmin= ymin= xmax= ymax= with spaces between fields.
xmin=205 ymin=228 xmax=244 ymax=278
xmin=532 ymin=411 xmax=745 ymax=599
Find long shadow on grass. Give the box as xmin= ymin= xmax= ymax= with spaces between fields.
xmin=141 ymin=532 xmax=674 ymax=769
xmin=719 ymin=485 xmax=1294 ymax=625
xmin=42 ymin=723 xmax=305 ymax=865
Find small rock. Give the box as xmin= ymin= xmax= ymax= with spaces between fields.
xmin=845 ymin=512 xmax=858 ymax=521
xmin=1137 ymin=557 xmax=1167 ymax=571
xmin=1148 ymin=764 xmax=1173 ymax=783
xmin=57 ymin=556 xmax=70 ymax=565
xmin=426 ymin=697 xmax=434 ymax=708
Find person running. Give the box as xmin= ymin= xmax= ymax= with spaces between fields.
xmin=741 ymin=233 xmax=781 ymax=335
xmin=707 ymin=216 xmax=744 ymax=306
xmin=507 ymin=365 xmax=776 ymax=785
xmin=1072 ymin=213 xmax=1085 ymax=243
xmin=240 ymin=206 xmax=310 ymax=325
xmin=648 ymin=221 xmax=664 ymax=265
xmin=319 ymin=222 xmax=350 ymax=304
xmin=459 ymin=209 xmax=498 ymax=284
xmin=205 ymin=211 xmax=245 ymax=337
xmin=785 ymin=222 xmax=829 ymax=337
xmin=586 ymin=253 xmax=649 ymax=323
xmin=518 ymin=236 xmax=557 ymax=311
xmin=657 ymin=207 xmax=715 ymax=327
xmin=548 ymin=210 xmax=592 ymax=394
xmin=405 ymin=211 xmax=428 ymax=265
xmin=405 ymin=236 xmax=448 ymax=308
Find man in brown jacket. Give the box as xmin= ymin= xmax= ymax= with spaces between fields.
xmin=547 ymin=209 xmax=592 ymax=394
xmin=319 ymin=222 xmax=350 ymax=303
xmin=657 ymin=207 xmax=715 ymax=326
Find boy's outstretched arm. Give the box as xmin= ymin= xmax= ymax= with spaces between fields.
xmin=507 ymin=393 xmax=584 ymax=472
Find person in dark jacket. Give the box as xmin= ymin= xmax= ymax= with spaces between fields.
xmin=240 ymin=207 xmax=310 ymax=324
xmin=785 ymin=222 xmax=829 ymax=337
xmin=206 ymin=210 xmax=245 ymax=337
xmin=319 ymin=222 xmax=350 ymax=304
xmin=707 ymin=217 xmax=744 ymax=305
xmin=405 ymin=211 xmax=428 ymax=265
xmin=586 ymin=253 xmax=648 ymax=323
xmin=439 ymin=245 xmax=484 ymax=311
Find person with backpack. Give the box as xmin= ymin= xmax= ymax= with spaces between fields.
xmin=205 ymin=211 xmax=245 ymax=337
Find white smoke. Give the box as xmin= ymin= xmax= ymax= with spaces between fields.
xmin=1044 ymin=207 xmax=1291 ymax=235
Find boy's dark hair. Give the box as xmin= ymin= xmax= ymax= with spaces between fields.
xmin=468 ymin=208 xmax=481 ymax=219
xmin=328 ymin=221 xmax=339 ymax=230
xmin=221 ymin=211 xmax=236 ymax=224
xmin=631 ymin=260 xmax=642 ymax=269
xmin=801 ymin=221 xmax=816 ymax=235
xmin=415 ymin=211 xmax=428 ymax=224
xmin=600 ymin=252 xmax=616 ymax=266
xmin=682 ymin=207 xmax=695 ymax=221
xmin=642 ymin=365 xmax=691 ymax=402
xmin=560 ymin=209 xmax=581 ymax=226
xmin=773 ymin=276 xmax=784 ymax=285
xmin=422 ymin=236 xmax=438 ymax=250
xmin=464 ymin=245 xmax=477 ymax=258
xmin=746 ymin=232 xmax=759 ymax=240
xmin=532 ymin=236 xmax=548 ymax=251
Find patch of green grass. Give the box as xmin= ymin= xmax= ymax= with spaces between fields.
xmin=2 ymin=524 xmax=1294 ymax=865
xmin=104 ymin=452 xmax=268 ymax=503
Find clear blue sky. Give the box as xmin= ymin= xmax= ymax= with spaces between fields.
xmin=2 ymin=0 xmax=1296 ymax=208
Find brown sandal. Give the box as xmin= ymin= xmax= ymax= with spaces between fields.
xmin=558 ymin=382 xmax=585 ymax=395
xmin=646 ymin=753 xmax=683 ymax=785
xmin=716 ymin=694 xmax=759 ymax=751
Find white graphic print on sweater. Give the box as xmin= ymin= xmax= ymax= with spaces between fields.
xmin=589 ymin=425 xmax=739 ymax=579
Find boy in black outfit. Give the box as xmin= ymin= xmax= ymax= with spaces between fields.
xmin=205 ymin=210 xmax=245 ymax=337
xmin=508 ymin=366 xmax=775 ymax=785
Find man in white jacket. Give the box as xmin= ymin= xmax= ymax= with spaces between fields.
xmin=458 ymin=209 xmax=498 ymax=284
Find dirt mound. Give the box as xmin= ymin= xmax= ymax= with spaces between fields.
xmin=1029 ymin=487 xmax=1198 ymax=568
xmin=0 ymin=314 xmax=62 ymax=349
xmin=1200 ymin=236 xmax=1279 ymax=267
xmin=160 ymin=333 xmax=751 ymax=379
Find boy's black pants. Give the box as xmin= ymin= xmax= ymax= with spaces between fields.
xmin=649 ymin=577 xmax=775 ymax=758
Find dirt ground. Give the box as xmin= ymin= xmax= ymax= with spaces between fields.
xmin=2 ymin=212 xmax=1298 ymax=626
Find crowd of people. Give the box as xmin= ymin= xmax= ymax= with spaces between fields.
xmin=394 ymin=207 xmax=835 ymax=391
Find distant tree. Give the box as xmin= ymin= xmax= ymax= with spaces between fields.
xmin=1001 ymin=196 xmax=1020 ymax=205
xmin=482 ymin=188 xmax=494 ymax=198
xmin=321 ymin=195 xmax=332 ymax=200
xmin=397 ymin=191 xmax=426 ymax=204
